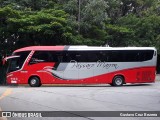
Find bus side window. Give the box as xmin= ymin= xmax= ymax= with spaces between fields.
xmin=108 ymin=51 xmax=124 ymax=62
xmin=62 ymin=52 xmax=70 ymax=62
xmin=50 ymin=51 xmax=59 ymax=62
xmin=124 ymin=50 xmax=139 ymax=62
xmin=76 ymin=52 xmax=88 ymax=62
xmin=87 ymin=51 xmax=99 ymax=62
xmin=138 ymin=50 xmax=154 ymax=61
xmin=97 ymin=51 xmax=108 ymax=62
xmin=66 ymin=51 xmax=78 ymax=62
xmin=29 ymin=51 xmax=49 ymax=64
xmin=49 ymin=51 xmax=67 ymax=63
xmin=57 ymin=56 xmax=63 ymax=62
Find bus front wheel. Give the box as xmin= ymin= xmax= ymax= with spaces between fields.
xmin=112 ymin=76 xmax=124 ymax=86
xmin=29 ymin=77 xmax=41 ymax=87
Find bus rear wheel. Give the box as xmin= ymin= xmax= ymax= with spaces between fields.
xmin=29 ymin=77 xmax=41 ymax=87
xmin=112 ymin=76 xmax=124 ymax=86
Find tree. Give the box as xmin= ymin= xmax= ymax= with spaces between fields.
xmin=0 ymin=7 xmax=20 ymax=55
xmin=117 ymin=14 xmax=160 ymax=53
xmin=81 ymin=0 xmax=108 ymax=26
xmin=105 ymin=24 xmax=134 ymax=46
xmin=8 ymin=9 xmax=73 ymax=46
xmin=0 ymin=0 xmax=57 ymax=10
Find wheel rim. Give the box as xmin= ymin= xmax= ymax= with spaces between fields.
xmin=31 ymin=79 xmax=36 ymax=85
xmin=115 ymin=78 xmax=123 ymax=85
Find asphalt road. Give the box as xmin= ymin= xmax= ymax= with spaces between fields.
xmin=0 ymin=75 xmax=160 ymax=120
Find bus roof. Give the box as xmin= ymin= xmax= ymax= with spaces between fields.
xmin=14 ymin=46 xmax=156 ymax=53
xmin=14 ymin=46 xmax=64 ymax=52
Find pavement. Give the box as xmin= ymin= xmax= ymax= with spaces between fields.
xmin=0 ymin=76 xmax=160 ymax=120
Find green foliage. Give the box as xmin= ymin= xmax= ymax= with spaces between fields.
xmin=105 ymin=24 xmax=134 ymax=46
xmin=63 ymin=0 xmax=78 ymax=16
xmin=117 ymin=14 xmax=160 ymax=53
xmin=0 ymin=0 xmax=57 ymax=10
xmin=82 ymin=0 xmax=108 ymax=25
xmin=6 ymin=8 xmax=73 ymax=46
xmin=0 ymin=0 xmax=160 ymax=55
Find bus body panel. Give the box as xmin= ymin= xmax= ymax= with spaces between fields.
xmin=6 ymin=46 xmax=157 ymax=85
xmin=7 ymin=66 xmax=156 ymax=84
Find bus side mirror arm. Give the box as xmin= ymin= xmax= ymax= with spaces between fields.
xmin=2 ymin=55 xmax=20 ymax=65
xmin=2 ymin=58 xmax=7 ymax=65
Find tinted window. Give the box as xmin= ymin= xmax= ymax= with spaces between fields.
xmin=108 ymin=51 xmax=125 ymax=62
xmin=29 ymin=51 xmax=49 ymax=64
xmin=138 ymin=50 xmax=154 ymax=61
xmin=29 ymin=50 xmax=154 ymax=64
xmin=8 ymin=51 xmax=30 ymax=73
xmin=108 ymin=50 xmax=154 ymax=62
xmin=124 ymin=50 xmax=140 ymax=62
xmin=29 ymin=51 xmax=65 ymax=64
xmin=68 ymin=51 xmax=88 ymax=62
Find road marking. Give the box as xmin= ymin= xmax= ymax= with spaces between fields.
xmin=0 ymin=89 xmax=12 ymax=100
xmin=0 ymin=107 xmax=7 ymax=120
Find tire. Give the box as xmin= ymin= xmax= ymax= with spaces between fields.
xmin=29 ymin=77 xmax=41 ymax=87
xmin=112 ymin=76 xmax=124 ymax=86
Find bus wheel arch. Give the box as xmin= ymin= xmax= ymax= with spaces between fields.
xmin=28 ymin=76 xmax=41 ymax=87
xmin=111 ymin=75 xmax=125 ymax=86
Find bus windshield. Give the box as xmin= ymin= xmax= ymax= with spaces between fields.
xmin=7 ymin=51 xmax=30 ymax=73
